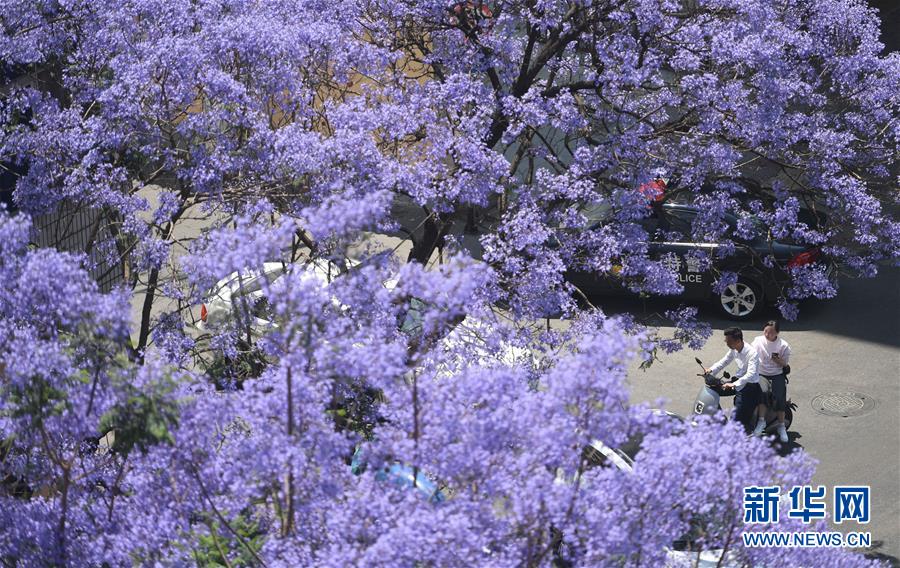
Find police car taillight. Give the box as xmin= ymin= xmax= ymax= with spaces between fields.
xmin=787 ymin=248 xmax=820 ymax=269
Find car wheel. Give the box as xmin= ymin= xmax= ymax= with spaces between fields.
xmin=717 ymin=279 xmax=763 ymax=320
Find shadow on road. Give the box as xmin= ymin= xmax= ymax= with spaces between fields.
xmin=863 ymin=542 xmax=900 ymax=568
xmin=582 ymin=266 xmax=900 ymax=349
xmin=775 ymin=431 xmax=804 ymax=457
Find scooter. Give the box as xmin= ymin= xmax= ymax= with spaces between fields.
xmin=691 ymin=357 xmax=795 ymax=435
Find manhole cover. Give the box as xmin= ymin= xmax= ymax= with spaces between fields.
xmin=810 ymin=393 xmax=876 ymax=417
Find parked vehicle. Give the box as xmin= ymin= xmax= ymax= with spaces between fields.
xmin=350 ymin=448 xmax=447 ymax=504
xmin=580 ymin=410 xmax=686 ymax=474
xmin=691 ymin=357 xmax=795 ymax=435
xmin=197 ymin=259 xmax=534 ymax=372
xmin=565 ymin=203 xmax=835 ymax=320
xmin=196 ymin=258 xmax=350 ymax=334
xmin=565 ymin=412 xmax=742 ymax=568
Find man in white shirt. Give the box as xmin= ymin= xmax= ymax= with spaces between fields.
xmin=751 ymin=320 xmax=792 ymax=442
xmin=704 ymin=327 xmax=762 ymax=434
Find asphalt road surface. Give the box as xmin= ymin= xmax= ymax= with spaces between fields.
xmin=605 ymin=266 xmax=900 ymax=565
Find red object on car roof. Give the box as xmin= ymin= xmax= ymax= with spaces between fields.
xmin=638 ymin=179 xmax=666 ymax=203
xmin=449 ymin=1 xmax=494 ymax=32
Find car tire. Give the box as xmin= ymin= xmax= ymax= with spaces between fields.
xmin=716 ymin=278 xmax=763 ymax=320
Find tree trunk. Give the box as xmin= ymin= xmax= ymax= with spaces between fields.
xmin=407 ymin=214 xmax=453 ymax=265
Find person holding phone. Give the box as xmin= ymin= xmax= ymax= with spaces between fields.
xmin=751 ymin=320 xmax=792 ymax=442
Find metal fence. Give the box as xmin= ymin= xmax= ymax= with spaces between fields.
xmin=32 ymin=201 xmax=126 ymax=293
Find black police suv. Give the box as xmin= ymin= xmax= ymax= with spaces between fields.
xmin=565 ymin=203 xmax=832 ymax=320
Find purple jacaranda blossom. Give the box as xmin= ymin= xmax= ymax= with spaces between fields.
xmin=712 ymin=271 xmax=740 ymax=295
xmin=664 ymin=306 xmax=714 ymax=352
xmin=151 ymin=311 xmax=196 ymax=365
xmin=1 ymin=207 xmax=886 ymax=566
xmin=1 ymin=0 xmax=897 ymax=565
xmin=181 ymin=208 xmax=297 ymax=294
xmin=2 ymin=0 xmax=896 ymax=316
xmin=133 ymin=237 xmax=170 ymax=272
xmin=776 ymin=298 xmax=802 ymax=322
xmin=788 ymin=263 xmax=839 ymax=300
xmin=152 ymin=190 xmax=184 ymax=226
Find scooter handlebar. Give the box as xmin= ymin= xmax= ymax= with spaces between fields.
xmin=699 ymin=373 xmax=733 ymax=395
xmin=699 ymin=372 xmax=719 ymax=385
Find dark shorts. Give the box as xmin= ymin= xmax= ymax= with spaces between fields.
xmin=761 ymin=374 xmax=788 ymax=412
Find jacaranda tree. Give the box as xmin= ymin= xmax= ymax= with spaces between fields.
xmin=0 ymin=0 xmax=897 ymax=565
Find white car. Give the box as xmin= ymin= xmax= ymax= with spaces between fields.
xmin=570 ymin=412 xmax=742 ymax=568
xmin=196 ymin=258 xmax=351 ymax=334
xmin=197 ymin=259 xmax=534 ymax=371
xmin=665 ymin=548 xmax=743 ymax=567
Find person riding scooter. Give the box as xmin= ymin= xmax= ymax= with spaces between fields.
xmin=692 ymin=358 xmax=795 ymax=435
xmin=703 ymin=327 xmax=762 ymax=434
xmin=751 ymin=321 xmax=792 ymax=442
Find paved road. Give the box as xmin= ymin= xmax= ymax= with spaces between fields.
xmin=598 ymin=267 xmax=900 ymax=565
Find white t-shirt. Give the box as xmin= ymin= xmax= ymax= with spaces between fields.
xmin=751 ymin=335 xmax=791 ymax=376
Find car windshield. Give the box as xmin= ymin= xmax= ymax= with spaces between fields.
xmin=216 ymin=265 xmax=285 ymax=297
xmin=581 ymin=439 xmax=636 ymax=471
xmin=579 ymin=202 xmax=613 ymax=225
xmin=653 ymin=208 xmax=767 ymax=243
xmin=399 ymin=298 xmax=473 ymax=348
xmin=575 ymin=202 xmax=767 ymax=242
xmin=724 ymin=212 xmax=766 ymax=239
xmin=251 ymin=296 xmax=272 ymax=320
xmin=217 ymin=266 xmax=286 ymax=324
xmin=400 ymin=298 xmax=429 ymax=335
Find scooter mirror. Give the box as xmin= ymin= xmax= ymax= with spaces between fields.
xmin=694 ymin=357 xmax=704 ymax=367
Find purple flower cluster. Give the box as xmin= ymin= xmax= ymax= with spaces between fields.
xmin=1 ymin=0 xmax=896 ymax=565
